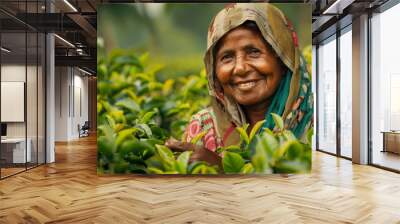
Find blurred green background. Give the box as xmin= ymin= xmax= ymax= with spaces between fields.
xmin=98 ymin=3 xmax=311 ymax=78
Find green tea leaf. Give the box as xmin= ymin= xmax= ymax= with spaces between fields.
xmin=163 ymin=171 xmax=180 ymax=174
xmin=257 ymin=132 xmax=279 ymax=155
xmin=147 ymin=167 xmax=164 ymax=174
xmin=176 ymin=151 xmax=192 ymax=174
xmin=240 ymin=163 xmax=254 ymax=174
xmin=190 ymin=131 xmax=207 ymax=145
xmin=97 ymin=102 xmax=103 ymax=113
xmin=98 ymin=136 xmax=115 ymax=161
xmin=187 ymin=161 xmax=207 ymax=173
xmin=223 ymin=152 xmax=245 ymax=174
xmin=306 ymin=128 xmax=313 ymax=145
xmin=140 ymin=111 xmax=157 ymax=124
xmin=274 ymin=140 xmax=298 ymax=159
xmin=223 ymin=145 xmax=242 ymax=153
xmin=249 ymin=120 xmax=265 ymax=142
xmin=145 ymin=154 xmax=163 ymax=170
xmin=139 ymin=52 xmax=150 ymax=65
xmin=105 ymin=114 xmax=116 ymax=129
xmin=285 ymin=141 xmax=304 ymax=160
xmin=239 ymin=150 xmax=252 ymax=160
xmin=98 ymin=124 xmax=115 ymax=141
xmin=252 ymin=144 xmax=272 ymax=174
xmin=137 ymin=123 xmax=153 ymax=138
xmin=274 ymin=160 xmax=309 ymax=173
xmin=155 ymin=144 xmax=175 ymax=171
xmin=282 ymin=130 xmax=296 ymax=141
xmin=162 ymin=79 xmax=175 ymax=95
xmin=263 ymin=128 xmax=274 ymax=135
xmin=115 ymin=98 xmax=140 ymax=112
xmin=271 ymin=113 xmax=284 ymax=131
xmin=236 ymin=123 xmax=250 ymax=145
xmin=112 ymin=161 xmax=130 ymax=174
xmin=191 ymin=164 xmax=218 ymax=174
xmin=128 ymin=164 xmax=147 ymax=173
xmin=119 ymin=139 xmax=153 ymax=158
xmin=110 ymin=110 xmax=126 ymax=124
xmin=115 ymin=128 xmax=138 ymax=147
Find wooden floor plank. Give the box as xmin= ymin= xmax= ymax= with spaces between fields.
xmin=0 ymin=135 xmax=399 ymax=223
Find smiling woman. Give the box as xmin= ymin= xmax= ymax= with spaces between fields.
xmin=166 ymin=3 xmax=313 ymax=166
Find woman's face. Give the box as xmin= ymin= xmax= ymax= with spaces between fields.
xmin=215 ymin=25 xmax=284 ymax=106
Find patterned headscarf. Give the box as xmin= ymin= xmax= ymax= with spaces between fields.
xmin=204 ymin=3 xmax=313 ymax=139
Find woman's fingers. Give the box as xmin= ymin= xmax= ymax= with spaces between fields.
xmin=189 ymin=147 xmax=222 ymax=167
xmin=165 ymin=138 xmax=222 ymax=168
xmin=165 ymin=138 xmax=197 ymax=152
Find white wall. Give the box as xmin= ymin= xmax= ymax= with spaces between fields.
xmin=1 ymin=64 xmax=46 ymax=164
xmin=1 ymin=65 xmax=26 ymax=140
xmin=1 ymin=65 xmax=36 ymax=138
xmin=55 ymin=67 xmax=69 ymax=141
xmin=55 ymin=67 xmax=89 ymax=141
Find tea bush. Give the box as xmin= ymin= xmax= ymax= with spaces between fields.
xmin=97 ymin=50 xmax=210 ymax=174
xmin=97 ymin=50 xmax=311 ymax=174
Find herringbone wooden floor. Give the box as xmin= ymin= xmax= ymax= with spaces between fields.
xmin=0 ymin=135 xmax=400 ymax=224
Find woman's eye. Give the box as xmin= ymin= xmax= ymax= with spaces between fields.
xmin=248 ymin=48 xmax=261 ymax=57
xmin=220 ymin=54 xmax=233 ymax=62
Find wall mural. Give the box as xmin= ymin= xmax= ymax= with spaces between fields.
xmin=97 ymin=3 xmax=313 ymax=175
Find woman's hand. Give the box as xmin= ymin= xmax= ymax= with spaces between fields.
xmin=165 ymin=138 xmax=222 ymax=168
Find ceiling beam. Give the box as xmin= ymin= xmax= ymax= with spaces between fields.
xmin=55 ymin=55 xmax=96 ymax=73
xmin=66 ymin=13 xmax=97 ymax=46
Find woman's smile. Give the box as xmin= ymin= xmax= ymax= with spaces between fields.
xmin=231 ymin=78 xmax=265 ymax=91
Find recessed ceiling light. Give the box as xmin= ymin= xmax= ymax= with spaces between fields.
xmin=1 ymin=47 xmax=11 ymax=53
xmin=54 ymin=34 xmax=75 ymax=48
xmin=63 ymin=0 xmax=78 ymax=12
xmin=78 ymin=67 xmax=92 ymax=76
xmin=322 ymin=0 xmax=349 ymax=15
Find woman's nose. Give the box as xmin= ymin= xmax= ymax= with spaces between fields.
xmin=232 ymin=55 xmax=248 ymax=76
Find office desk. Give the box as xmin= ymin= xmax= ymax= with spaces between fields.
xmin=1 ymin=138 xmax=31 ymax=163
xmin=381 ymin=131 xmax=400 ymax=154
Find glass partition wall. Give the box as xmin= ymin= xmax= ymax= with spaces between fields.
xmin=370 ymin=3 xmax=400 ymax=172
xmin=339 ymin=27 xmax=352 ymax=159
xmin=317 ymin=35 xmax=337 ymax=155
xmin=0 ymin=3 xmax=46 ymax=179
xmin=0 ymin=30 xmax=27 ymax=177
xmin=316 ymin=25 xmax=353 ymax=159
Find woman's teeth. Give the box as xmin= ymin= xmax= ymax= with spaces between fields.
xmin=235 ymin=81 xmax=258 ymax=91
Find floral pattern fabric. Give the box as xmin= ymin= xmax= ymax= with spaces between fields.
xmin=184 ymin=109 xmax=222 ymax=152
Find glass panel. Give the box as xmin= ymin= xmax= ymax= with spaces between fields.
xmin=312 ymin=45 xmax=317 ymax=151
xmin=27 ymin=0 xmax=39 ymax=170
xmin=27 ymin=30 xmax=38 ymax=169
xmin=0 ymin=1 xmax=46 ymax=178
xmin=38 ymin=32 xmax=45 ymax=165
xmin=317 ymin=36 xmax=337 ymax=154
xmin=371 ymin=4 xmax=400 ymax=171
xmin=1 ymin=30 xmax=27 ymax=177
xmin=339 ymin=28 xmax=352 ymax=158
